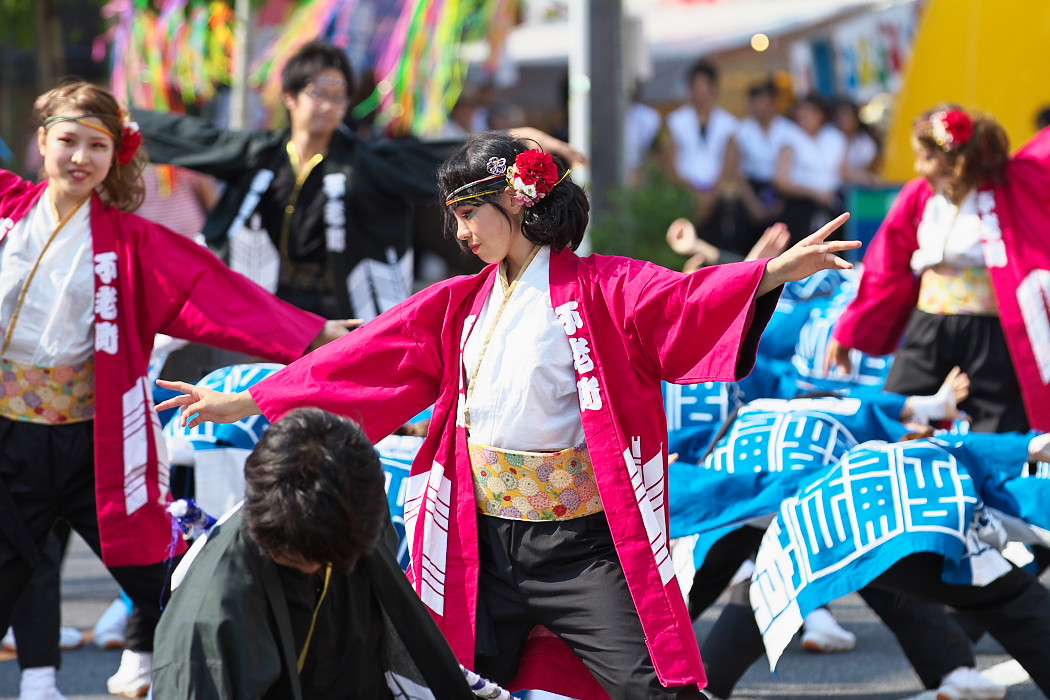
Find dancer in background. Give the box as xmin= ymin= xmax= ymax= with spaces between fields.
xmin=828 ymin=105 xmax=1050 ymax=432
xmin=0 ymin=81 xmax=347 ymax=698
xmin=138 ymin=40 xmax=581 ymax=322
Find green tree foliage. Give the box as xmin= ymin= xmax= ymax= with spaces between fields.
xmin=0 ymin=0 xmax=40 ymax=48
xmin=587 ymin=165 xmax=697 ymax=270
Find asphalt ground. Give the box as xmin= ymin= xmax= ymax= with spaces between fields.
xmin=0 ymin=534 xmax=1045 ymax=700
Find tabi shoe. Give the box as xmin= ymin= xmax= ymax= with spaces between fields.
xmin=800 ymin=607 xmax=857 ymax=653
xmin=106 ymin=649 xmax=152 ymax=698
xmin=19 ymin=666 xmax=68 ymax=700
xmin=92 ymin=598 xmax=128 ymax=650
xmin=936 ymin=666 xmax=1008 ymax=700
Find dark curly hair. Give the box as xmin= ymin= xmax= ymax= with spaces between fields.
xmin=281 ymin=39 xmax=355 ymax=96
xmin=36 ymin=81 xmax=147 ymax=212
xmin=243 ymin=408 xmax=387 ymax=573
xmin=913 ymin=104 xmax=1009 ymax=201
xmin=437 ymin=131 xmax=589 ymax=253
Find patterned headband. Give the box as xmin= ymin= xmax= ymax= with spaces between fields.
xmin=44 ymin=114 xmax=117 ymax=139
xmin=43 ymin=111 xmax=143 ymax=165
xmin=445 ymin=151 xmax=570 ymax=208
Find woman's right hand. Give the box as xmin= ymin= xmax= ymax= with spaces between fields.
xmin=824 ymin=337 xmax=854 ymax=376
xmin=155 ymin=380 xmax=261 ymax=428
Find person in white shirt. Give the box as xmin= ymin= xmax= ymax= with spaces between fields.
xmin=665 ymin=59 xmax=749 ymax=255
xmin=834 ymin=98 xmax=881 ymax=187
xmin=733 ymin=80 xmax=800 ymax=248
xmin=625 ymin=97 xmax=662 ymax=186
xmin=774 ymin=94 xmax=847 ymax=244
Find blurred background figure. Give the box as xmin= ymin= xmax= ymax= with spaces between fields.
xmin=774 ymin=93 xmax=847 ymax=244
xmin=834 ymin=98 xmax=882 ymax=188
xmin=733 ymin=78 xmax=796 ymax=250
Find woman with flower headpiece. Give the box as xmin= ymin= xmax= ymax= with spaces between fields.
xmin=157 ymin=130 xmax=860 ymax=699
xmin=0 ymin=81 xmax=351 ymax=698
xmin=827 ymin=104 xmax=1050 ymax=433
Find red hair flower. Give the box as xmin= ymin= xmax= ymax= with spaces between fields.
xmin=929 ymin=109 xmax=973 ymax=152
xmin=507 ymin=149 xmax=560 ymax=207
xmin=117 ymin=113 xmax=142 ymax=166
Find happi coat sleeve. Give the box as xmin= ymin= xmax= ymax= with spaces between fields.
xmin=982 ymin=126 xmax=1050 ymax=430
xmin=248 ymin=272 xmax=484 ymax=442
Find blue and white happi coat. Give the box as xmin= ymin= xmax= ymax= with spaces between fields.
xmin=750 ymin=432 xmax=1049 ymax=669
xmin=740 ymin=268 xmax=893 ymax=401
xmin=663 ymin=380 xmax=741 ymax=465
xmin=668 ymin=394 xmax=911 ymax=569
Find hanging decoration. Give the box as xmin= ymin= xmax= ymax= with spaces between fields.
xmin=98 ymin=0 xmax=518 ymax=135
xmin=95 ymin=0 xmax=236 ymax=113
xmin=251 ymin=0 xmax=518 ymax=136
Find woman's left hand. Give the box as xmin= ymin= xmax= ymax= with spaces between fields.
xmin=307 ymin=318 xmax=363 ymax=351
xmin=508 ymin=126 xmax=589 ymax=166
xmin=757 ymin=213 xmax=860 ymax=296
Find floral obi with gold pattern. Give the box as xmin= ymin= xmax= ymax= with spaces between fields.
xmin=0 ymin=356 xmax=95 ymax=424
xmin=468 ymin=442 xmax=604 ymax=521
xmin=918 ymin=266 xmax=998 ymax=316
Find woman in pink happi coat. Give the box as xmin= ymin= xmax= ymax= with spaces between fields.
xmin=159 ymin=131 xmax=858 ymax=699
xmin=828 ymin=105 xmax=1050 ymax=433
xmin=0 ymin=82 xmax=348 ymax=695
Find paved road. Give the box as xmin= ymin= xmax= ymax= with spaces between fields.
xmin=1 ymin=535 xmax=1045 ymax=699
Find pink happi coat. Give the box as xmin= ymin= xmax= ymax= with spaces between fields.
xmin=251 ymin=247 xmax=778 ymax=692
xmin=834 ymin=126 xmax=1050 ymax=431
xmin=0 ymin=170 xmax=325 ymax=568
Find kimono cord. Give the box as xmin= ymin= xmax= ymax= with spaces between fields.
xmin=463 ymin=244 xmax=542 ymax=431
xmin=296 ymin=562 xmax=333 ymax=673
xmin=1 ymin=195 xmax=90 ymax=356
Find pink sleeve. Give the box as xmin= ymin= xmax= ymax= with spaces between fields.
xmin=135 ymin=216 xmax=326 ymax=361
xmin=250 ymin=286 xmax=448 ymax=443
xmin=0 ymin=169 xmax=41 ymax=220
xmin=622 ymin=258 xmax=778 ymax=383
xmin=833 ymin=178 xmax=929 ymax=356
xmin=1007 ymin=126 xmax=1050 ymax=208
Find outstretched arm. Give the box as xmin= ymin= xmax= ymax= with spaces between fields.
xmin=757 ymin=213 xmax=859 ymax=296
xmin=155 ymin=381 xmax=260 ymax=428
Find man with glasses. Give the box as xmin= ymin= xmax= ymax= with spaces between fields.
xmin=136 ymin=40 xmax=582 ymax=323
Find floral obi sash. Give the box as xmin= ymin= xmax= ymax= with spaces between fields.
xmin=918 ymin=266 xmax=998 ymax=316
xmin=0 ymin=356 xmax=95 ymax=424
xmin=468 ymin=442 xmax=604 ymax=521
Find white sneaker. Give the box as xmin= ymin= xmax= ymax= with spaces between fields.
xmin=936 ymin=666 xmax=1008 ymax=700
xmin=93 ymin=598 xmax=129 ymax=650
xmin=4 ymin=627 xmax=84 ymax=652
xmin=58 ymin=627 xmax=85 ymax=651
xmin=106 ymin=649 xmax=152 ymax=698
xmin=19 ymin=666 xmax=68 ymax=700
xmin=800 ymin=607 xmax=857 ymax=653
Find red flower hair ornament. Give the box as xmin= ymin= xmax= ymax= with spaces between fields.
xmin=116 ymin=111 xmax=142 ymax=166
xmin=506 ymin=149 xmax=562 ymax=207
xmin=928 ymin=109 xmax=974 ymax=152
